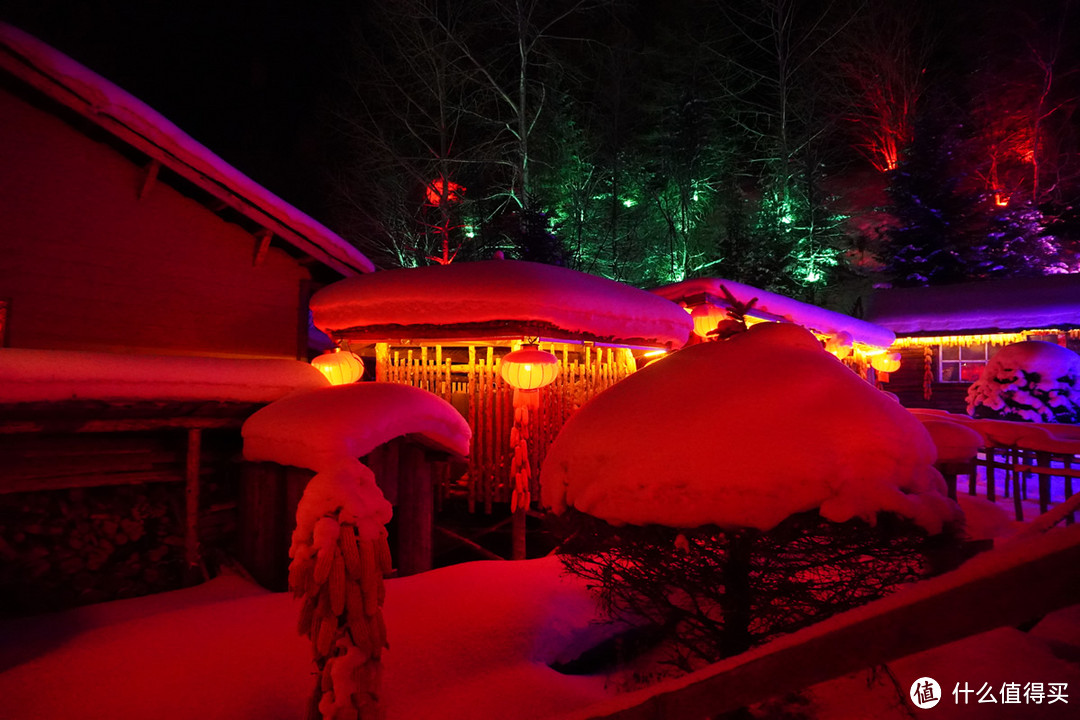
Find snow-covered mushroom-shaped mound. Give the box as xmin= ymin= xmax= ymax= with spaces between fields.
xmin=311 ymin=259 xmax=693 ymax=349
xmin=242 ymin=382 xmax=471 ymax=472
xmin=541 ymin=322 xmax=960 ymax=533
xmin=966 ymin=341 xmax=1080 ymax=423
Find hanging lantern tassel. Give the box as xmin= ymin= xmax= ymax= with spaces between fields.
xmin=509 ymin=405 xmax=531 ymax=513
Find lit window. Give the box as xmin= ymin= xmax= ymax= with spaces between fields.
xmin=938 ymin=342 xmax=989 ymax=383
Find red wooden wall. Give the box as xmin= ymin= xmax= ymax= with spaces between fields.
xmin=0 ymin=84 xmax=311 ymax=359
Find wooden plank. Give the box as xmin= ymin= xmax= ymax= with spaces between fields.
xmin=566 ymin=524 xmax=1080 ymax=720
xmin=0 ymin=416 xmax=245 ymax=434
xmin=0 ymin=469 xmax=185 ymax=494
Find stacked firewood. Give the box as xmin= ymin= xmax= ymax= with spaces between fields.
xmin=0 ymin=485 xmax=184 ymax=614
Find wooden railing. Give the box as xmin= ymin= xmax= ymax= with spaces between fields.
xmin=911 ymin=409 xmax=1079 ymax=523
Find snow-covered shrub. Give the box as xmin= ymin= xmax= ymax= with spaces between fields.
xmin=542 ymin=322 xmax=966 ymax=670
xmin=558 ymin=510 xmax=960 ymax=669
xmin=966 ymin=341 xmax=1080 ymax=423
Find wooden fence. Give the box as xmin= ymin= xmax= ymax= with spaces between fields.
xmin=374 ymin=342 xmax=637 ymax=513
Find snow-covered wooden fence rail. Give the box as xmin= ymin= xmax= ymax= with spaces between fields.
xmin=912 ymin=409 xmax=1079 ymax=523
xmin=375 ymin=342 xmax=635 ymax=514
xmin=560 ymin=509 xmax=1080 ymax=720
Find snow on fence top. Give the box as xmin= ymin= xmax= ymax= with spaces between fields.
xmin=311 ymin=260 xmax=694 ymax=349
xmin=866 ymin=274 xmax=1080 ymax=335
xmin=0 ymin=348 xmax=329 ymax=403
xmin=651 ymin=277 xmax=896 ymax=349
xmin=0 ymin=22 xmax=375 ymax=277
xmin=242 ymin=383 xmax=472 ymax=472
xmin=541 ymin=322 xmax=960 ymax=533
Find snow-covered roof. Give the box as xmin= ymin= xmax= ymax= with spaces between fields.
xmin=541 ymin=322 xmax=960 ymax=533
xmin=866 ymin=274 xmax=1080 ymax=336
xmin=652 ymin=278 xmax=895 ymax=349
xmin=242 ymin=383 xmax=472 ymax=472
xmin=0 ymin=348 xmax=329 ymax=404
xmin=0 ymin=22 xmax=375 ymax=277
xmin=311 ymin=260 xmax=694 ymax=349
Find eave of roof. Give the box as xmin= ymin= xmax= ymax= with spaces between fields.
xmin=0 ymin=22 xmax=375 ymax=277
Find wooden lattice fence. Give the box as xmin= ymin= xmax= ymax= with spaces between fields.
xmin=374 ymin=342 xmax=637 ymax=512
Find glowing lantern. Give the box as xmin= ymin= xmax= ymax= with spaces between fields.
xmin=311 ymin=347 xmax=363 ymax=385
xmin=690 ymin=303 xmax=728 ymax=338
xmin=825 ymin=331 xmax=854 ymax=359
xmin=870 ymin=351 xmax=902 ymax=374
xmin=501 ymin=345 xmax=559 ymax=392
xmin=425 ymin=176 xmax=465 ymax=206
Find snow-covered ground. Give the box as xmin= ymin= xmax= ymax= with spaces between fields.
xmin=2 ymin=509 xmax=1077 ymax=720
xmin=0 ymin=557 xmax=619 ymax=720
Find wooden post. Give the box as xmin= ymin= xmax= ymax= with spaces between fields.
xmin=1011 ymin=450 xmax=1024 ymax=522
xmin=1037 ymin=451 xmax=1052 ymax=514
xmin=1066 ymin=456 xmax=1075 ymax=526
xmin=397 ymin=442 xmax=433 ymax=576
xmin=986 ymin=448 xmax=996 ymax=502
xmin=375 ymin=343 xmax=389 ymax=382
xmin=184 ymin=428 xmax=203 ymax=585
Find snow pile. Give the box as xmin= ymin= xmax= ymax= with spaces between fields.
xmin=0 ymin=22 xmax=374 ymax=276
xmin=967 ymin=341 xmax=1080 ymax=423
xmin=243 ymin=383 xmax=471 ymax=472
xmin=541 ymin=322 xmax=960 ymax=532
xmin=919 ymin=419 xmax=983 ymax=463
xmin=652 ymin=277 xmax=896 ymax=349
xmin=311 ymin=260 xmax=693 ymax=349
xmin=0 ymin=348 xmax=328 ymax=403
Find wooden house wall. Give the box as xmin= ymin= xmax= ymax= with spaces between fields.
xmin=0 ymin=85 xmax=310 ymax=359
xmin=883 ymin=345 xmax=977 ymax=414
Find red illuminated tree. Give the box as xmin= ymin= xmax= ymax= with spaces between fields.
xmin=829 ymin=3 xmax=933 ymax=174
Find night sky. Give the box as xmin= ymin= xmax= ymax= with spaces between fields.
xmin=2 ymin=0 xmax=356 ymax=221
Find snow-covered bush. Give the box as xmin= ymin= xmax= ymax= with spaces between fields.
xmin=966 ymin=341 xmax=1080 ymax=423
xmin=558 ymin=510 xmax=955 ymax=669
xmin=542 ymin=322 xmax=965 ymax=668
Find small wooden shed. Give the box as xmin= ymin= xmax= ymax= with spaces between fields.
xmin=310 ymin=259 xmax=694 ymax=514
xmin=865 ymin=275 xmax=1080 ymax=413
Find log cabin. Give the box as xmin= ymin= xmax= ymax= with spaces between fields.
xmin=0 ymin=23 xmax=376 ymax=611
xmin=864 ymin=275 xmax=1080 ymax=413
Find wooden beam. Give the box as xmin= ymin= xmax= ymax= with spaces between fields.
xmin=396 ymin=442 xmax=433 ymax=576
xmin=564 ymin=523 xmax=1080 ymax=720
xmin=184 ymin=428 xmax=203 ymax=585
xmin=138 ymin=159 xmax=160 ymax=201
xmin=0 ymin=416 xmax=244 ymax=434
xmin=253 ymin=228 xmax=273 ymax=267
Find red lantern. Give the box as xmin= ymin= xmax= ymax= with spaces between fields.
xmin=871 ymin=351 xmax=902 ymax=374
xmin=690 ymin=303 xmax=727 ymax=338
xmin=311 ymin=348 xmax=363 ymax=385
xmin=500 ymin=345 xmax=559 ymax=391
xmin=425 ymin=176 xmax=465 ymax=206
